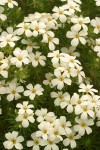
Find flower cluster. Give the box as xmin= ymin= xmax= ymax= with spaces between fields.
xmin=0 ymin=0 xmax=100 ymax=150
xmin=16 ymin=101 xmax=35 ymax=128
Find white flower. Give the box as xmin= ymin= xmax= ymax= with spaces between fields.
xmin=29 ymin=51 xmax=46 ymax=67
xmin=76 ymin=66 xmax=85 ymax=83
xmin=0 ymin=6 xmax=7 ymax=21
xmin=75 ymin=103 xmax=95 ymax=119
xmin=42 ymin=13 xmax=58 ymax=29
xmin=52 ymin=6 xmax=71 ymax=23
xmin=78 ymin=83 xmax=98 ymax=95
xmin=21 ymin=39 xmax=39 ymax=52
xmin=71 ymin=93 xmax=84 ymax=107
xmin=57 ymin=65 xmax=77 ymax=79
xmin=51 ymin=91 xmax=69 ymax=106
xmin=24 ymin=12 xmax=42 ymax=22
xmin=60 ymin=92 xmax=74 ymax=113
xmin=43 ymin=73 xmax=54 ymax=87
xmin=42 ymin=31 xmax=59 ymax=51
xmin=63 ymin=0 xmax=81 ymax=14
xmin=49 ymin=123 xmax=64 ymax=141
xmin=68 ymin=55 xmax=81 ymax=68
xmin=35 ymin=108 xmax=48 ymax=122
xmin=16 ymin=112 xmax=35 ymax=128
xmin=16 ymin=23 xmax=32 ymax=37
xmin=0 ymin=80 xmax=8 ymax=94
xmin=27 ymin=132 xmax=43 ymax=150
xmin=94 ymin=38 xmax=100 ymax=57
xmin=5 ymin=0 xmax=18 ymax=8
xmin=16 ymin=101 xmax=34 ymax=114
xmin=95 ymin=0 xmax=100 ymax=6
xmin=71 ymin=16 xmax=90 ymax=31
xmin=0 ymin=53 xmax=9 ymax=65
xmin=3 ymin=131 xmax=24 ymax=150
xmin=51 ymin=70 xmax=71 ymax=90
xmin=0 ymin=0 xmax=7 ymax=5
xmin=0 ymin=27 xmax=20 ymax=48
xmin=6 ymin=79 xmax=24 ymax=101
xmin=30 ymin=20 xmax=46 ymax=37
xmin=24 ymin=83 xmax=44 ymax=100
xmin=91 ymin=17 xmax=100 ymax=34
xmin=63 ymin=131 xmax=80 ymax=149
xmin=74 ymin=117 xmax=94 ymax=136
xmin=91 ymin=95 xmax=100 ymax=107
xmin=59 ymin=116 xmax=72 ymax=135
xmin=45 ymin=112 xmax=56 ymax=125
xmin=0 ymin=63 xmax=8 ymax=78
xmin=41 ymin=137 xmax=60 ymax=150
xmin=11 ymin=48 xmax=30 ymax=68
xmin=61 ymin=46 xmax=80 ymax=57
xmin=36 ymin=121 xmax=53 ymax=140
xmin=66 ymin=26 xmax=87 ymax=47
xmin=48 ymin=50 xmax=62 ymax=66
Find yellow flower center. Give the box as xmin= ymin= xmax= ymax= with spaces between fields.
xmin=8 ymin=0 xmax=12 ymax=2
xmin=56 ymin=54 xmax=60 ymax=58
xmin=35 ymin=26 xmax=39 ymax=31
xmin=81 ymin=122 xmax=86 ymax=127
xmin=48 ymin=17 xmax=52 ymax=21
xmin=58 ymin=94 xmax=64 ymax=99
xmin=78 ymin=99 xmax=81 ymax=104
xmin=43 ymin=129 xmax=47 ymax=134
xmin=69 ymin=135 xmax=74 ymax=140
xmin=34 ymin=140 xmax=39 ymax=145
xmin=86 ymin=88 xmax=90 ymax=92
xmin=62 ymin=124 xmax=65 ymax=128
xmin=48 ymin=77 xmax=52 ymax=82
xmin=83 ymin=107 xmax=88 ymax=112
xmin=48 ymin=37 xmax=52 ymax=42
xmin=92 ymin=99 xmax=96 ymax=103
xmin=59 ymin=10 xmax=63 ymax=15
xmin=75 ymin=34 xmax=79 ymax=38
xmin=32 ymin=88 xmax=36 ymax=93
xmin=18 ymin=56 xmax=22 ymax=61
xmin=70 ymin=59 xmax=75 ymax=63
xmin=24 ymin=25 xmax=28 ymax=30
xmin=97 ymin=26 xmax=100 ymax=29
xmin=48 ymin=141 xmax=54 ymax=145
xmin=11 ymin=139 xmax=16 ymax=144
xmin=54 ymin=130 xmax=59 ymax=135
xmin=49 ymin=120 xmax=53 ymax=124
xmin=11 ymin=90 xmax=16 ymax=94
xmin=23 ymin=106 xmax=27 ymax=110
xmin=34 ymin=57 xmax=39 ymax=61
xmin=70 ymin=5 xmax=74 ymax=9
xmin=28 ymin=41 xmax=33 ymax=46
xmin=79 ymin=20 xmax=83 ymax=25
xmin=67 ymin=68 xmax=70 ymax=73
xmin=23 ymin=114 xmax=28 ymax=119
xmin=6 ymin=39 xmax=11 ymax=42
xmin=59 ymin=77 xmax=64 ymax=81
